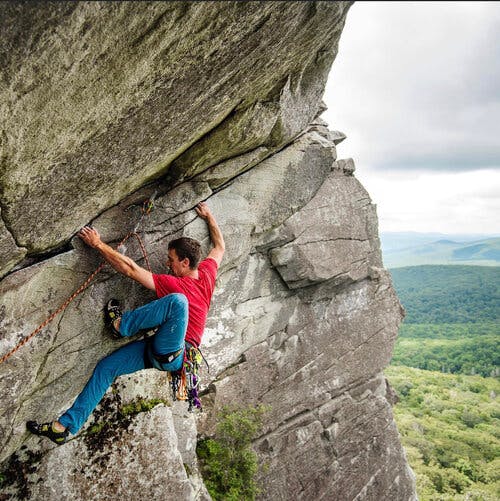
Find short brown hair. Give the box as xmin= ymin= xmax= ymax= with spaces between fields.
xmin=168 ymin=237 xmax=201 ymax=269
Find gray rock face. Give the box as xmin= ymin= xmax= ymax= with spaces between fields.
xmin=0 ymin=372 xmax=209 ymax=501
xmin=0 ymin=126 xmax=415 ymax=500
xmin=0 ymin=3 xmax=416 ymax=501
xmin=0 ymin=0 xmax=350 ymax=261
xmin=0 ymin=211 xmax=26 ymax=278
xmin=267 ymin=158 xmax=381 ymax=289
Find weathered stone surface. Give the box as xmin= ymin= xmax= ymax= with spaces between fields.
xmin=0 ymin=370 xmax=211 ymax=500
xmin=0 ymin=0 xmax=351 ymax=270
xmin=23 ymin=406 xmax=194 ymax=501
xmin=0 ymin=122 xmax=415 ymax=499
xmin=172 ymin=402 xmax=212 ymax=501
xmin=254 ymin=375 xmax=416 ymax=501
xmin=267 ymin=160 xmax=382 ymax=289
xmin=0 ymin=128 xmax=331 ymax=459
xmin=197 ymin=269 xmax=415 ymax=500
xmin=0 ymin=210 xmax=26 ymax=278
xmin=200 ymin=270 xmax=404 ymax=425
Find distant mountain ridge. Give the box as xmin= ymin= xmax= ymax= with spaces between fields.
xmin=381 ymin=232 xmax=500 ymax=268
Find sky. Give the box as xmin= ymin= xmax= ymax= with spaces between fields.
xmin=321 ymin=1 xmax=500 ymax=235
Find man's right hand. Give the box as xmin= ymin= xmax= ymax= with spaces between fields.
xmin=195 ymin=202 xmax=213 ymax=220
xmin=78 ymin=226 xmax=103 ymax=249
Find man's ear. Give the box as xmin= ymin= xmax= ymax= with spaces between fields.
xmin=181 ymin=257 xmax=191 ymax=268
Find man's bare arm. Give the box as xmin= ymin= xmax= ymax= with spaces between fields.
xmin=78 ymin=227 xmax=155 ymax=290
xmin=195 ymin=202 xmax=225 ymax=266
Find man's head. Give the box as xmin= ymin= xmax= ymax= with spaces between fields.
xmin=167 ymin=237 xmax=201 ymax=276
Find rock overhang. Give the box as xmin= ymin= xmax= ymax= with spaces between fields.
xmin=0 ymin=1 xmax=352 ymax=273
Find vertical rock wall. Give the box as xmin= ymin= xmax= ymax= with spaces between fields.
xmin=0 ymin=3 xmax=416 ymax=500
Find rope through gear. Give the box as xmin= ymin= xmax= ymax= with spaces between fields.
xmin=168 ymin=343 xmax=205 ymax=412
xmin=0 ymin=199 xmax=155 ymax=365
xmin=142 ymin=198 xmax=155 ymax=216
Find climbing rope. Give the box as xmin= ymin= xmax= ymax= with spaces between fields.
xmin=0 ymin=199 xmax=155 ymax=365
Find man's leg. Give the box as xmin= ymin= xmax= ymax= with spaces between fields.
xmin=59 ymin=294 xmax=189 ymax=433
xmin=29 ymin=293 xmax=189 ymax=442
xmin=58 ymin=339 xmax=147 ymax=435
xmin=119 ymin=293 xmax=189 ymax=356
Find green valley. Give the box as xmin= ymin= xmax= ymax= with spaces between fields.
xmin=385 ymin=366 xmax=500 ymax=501
xmin=389 ymin=265 xmax=499 ymax=377
xmin=386 ymin=264 xmax=499 ymax=499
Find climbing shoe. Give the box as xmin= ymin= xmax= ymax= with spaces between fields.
xmin=105 ymin=298 xmax=123 ymax=339
xmin=27 ymin=421 xmax=69 ymax=445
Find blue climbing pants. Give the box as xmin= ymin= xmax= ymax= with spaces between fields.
xmin=59 ymin=293 xmax=188 ymax=435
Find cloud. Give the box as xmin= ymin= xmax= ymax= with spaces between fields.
xmin=322 ymin=1 xmax=500 ymax=172
xmin=359 ymin=168 xmax=500 ymax=234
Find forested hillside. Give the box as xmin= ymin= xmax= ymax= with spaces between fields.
xmin=390 ymin=265 xmax=499 ymax=324
xmin=392 ymin=324 xmax=498 ymax=377
xmin=389 ymin=266 xmax=499 ymax=377
xmin=386 ymin=366 xmax=500 ymax=501
xmin=386 ymin=265 xmax=499 ymax=499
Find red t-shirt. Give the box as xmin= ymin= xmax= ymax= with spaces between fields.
xmin=152 ymin=258 xmax=218 ymax=348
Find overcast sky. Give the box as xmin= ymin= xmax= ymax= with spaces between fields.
xmin=322 ymin=1 xmax=500 ymax=235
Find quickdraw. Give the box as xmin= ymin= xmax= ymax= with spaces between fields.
xmin=142 ymin=198 xmax=155 ymax=216
xmin=168 ymin=343 xmax=206 ymax=412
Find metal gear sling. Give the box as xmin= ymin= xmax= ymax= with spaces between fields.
xmin=168 ymin=342 xmax=205 ymax=411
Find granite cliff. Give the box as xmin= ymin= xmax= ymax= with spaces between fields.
xmin=0 ymin=2 xmax=416 ymax=500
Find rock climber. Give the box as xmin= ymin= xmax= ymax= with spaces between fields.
xmin=27 ymin=201 xmax=225 ymax=444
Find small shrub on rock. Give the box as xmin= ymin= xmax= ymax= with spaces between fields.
xmin=197 ymin=405 xmax=267 ymax=501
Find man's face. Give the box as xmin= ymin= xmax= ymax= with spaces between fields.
xmin=166 ymin=248 xmax=188 ymax=276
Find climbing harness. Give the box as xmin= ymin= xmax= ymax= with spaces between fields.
xmin=142 ymin=334 xmax=207 ymax=412
xmin=0 ymin=197 xmax=155 ymax=365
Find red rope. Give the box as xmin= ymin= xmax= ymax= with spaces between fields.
xmin=0 ymin=231 xmax=151 ymax=365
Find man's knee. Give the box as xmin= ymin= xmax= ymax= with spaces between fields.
xmin=169 ymin=293 xmax=188 ymax=311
